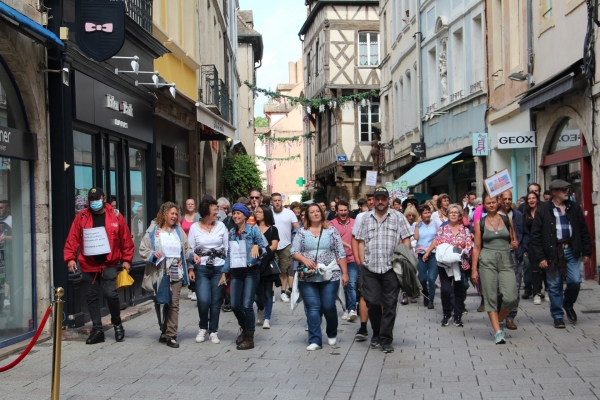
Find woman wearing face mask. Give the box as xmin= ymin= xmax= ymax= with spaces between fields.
xmin=434 ymin=204 xmax=473 ymax=328
xmin=187 ymin=198 xmax=229 ymax=345
xmin=471 ymin=193 xmax=518 ymax=344
xmin=181 ymin=198 xmax=200 ymax=301
xmin=254 ymin=205 xmax=280 ymax=329
xmin=139 ymin=202 xmax=199 ymax=348
xmin=219 ymin=203 xmax=267 ymax=350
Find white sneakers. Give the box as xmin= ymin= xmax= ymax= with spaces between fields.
xmin=328 ymin=337 xmax=337 ymax=346
xmin=280 ymin=292 xmax=290 ymax=302
xmin=209 ymin=332 xmax=220 ymax=344
xmin=341 ymin=311 xmax=349 ymax=320
xmin=187 ymin=290 xmax=193 ymax=299
xmin=256 ymin=309 xmax=265 ymax=325
xmin=533 ymin=295 xmax=542 ymax=305
xmin=306 ymin=343 xmax=322 ymax=351
xmin=191 ymin=292 xmax=197 ymax=301
xmin=348 ymin=310 xmax=358 ymax=322
xmin=263 ymin=319 xmax=270 ymax=329
xmin=195 ymin=329 xmax=207 ymax=343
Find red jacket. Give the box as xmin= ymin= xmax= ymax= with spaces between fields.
xmin=64 ymin=203 xmax=135 ymax=273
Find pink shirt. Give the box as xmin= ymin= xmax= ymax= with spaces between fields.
xmin=180 ymin=218 xmax=193 ymax=236
xmin=329 ymin=217 xmax=355 ymax=263
xmin=473 ymin=205 xmax=484 ymax=224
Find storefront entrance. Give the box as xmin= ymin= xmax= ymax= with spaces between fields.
xmin=542 ymin=117 xmax=595 ymax=279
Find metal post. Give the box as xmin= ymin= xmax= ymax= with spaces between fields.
xmin=51 ymin=287 xmax=64 ymax=400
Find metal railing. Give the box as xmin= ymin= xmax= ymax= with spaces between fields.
xmin=200 ymin=65 xmax=220 ymax=107
xmin=119 ymin=0 xmax=153 ymax=34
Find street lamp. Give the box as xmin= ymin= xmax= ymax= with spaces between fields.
xmin=509 ymin=72 xmax=535 ymax=85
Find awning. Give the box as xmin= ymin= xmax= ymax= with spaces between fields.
xmin=0 ymin=3 xmax=63 ymax=48
xmin=519 ymin=73 xmax=574 ymax=112
xmin=395 ymin=152 xmax=462 ymax=187
xmin=197 ymin=103 xmax=236 ymax=141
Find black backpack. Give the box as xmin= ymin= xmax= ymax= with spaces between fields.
xmin=480 ymin=214 xmax=511 ymax=243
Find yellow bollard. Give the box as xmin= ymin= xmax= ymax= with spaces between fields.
xmin=51 ymin=287 xmax=64 ymax=400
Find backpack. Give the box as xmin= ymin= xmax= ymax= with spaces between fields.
xmin=480 ymin=214 xmax=511 ymax=243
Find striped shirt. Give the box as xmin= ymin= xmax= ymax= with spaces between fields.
xmin=355 ymin=209 xmax=412 ymax=274
xmin=552 ymin=203 xmax=572 ymax=240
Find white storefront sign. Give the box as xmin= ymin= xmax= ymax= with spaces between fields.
xmin=497 ymin=131 xmax=537 ymax=149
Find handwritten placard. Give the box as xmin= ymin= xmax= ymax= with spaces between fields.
xmin=83 ymin=227 xmax=111 ymax=256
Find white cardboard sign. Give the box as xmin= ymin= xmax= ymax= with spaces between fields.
xmin=83 ymin=227 xmax=111 ymax=256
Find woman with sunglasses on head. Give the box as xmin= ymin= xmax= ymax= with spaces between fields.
xmin=434 ymin=203 xmax=473 ymax=328
xmin=291 ymin=203 xmax=348 ymax=351
xmin=219 ymin=203 xmax=267 ymax=350
xmin=254 ymin=205 xmax=280 ymax=329
xmin=471 ymin=192 xmax=519 ymax=344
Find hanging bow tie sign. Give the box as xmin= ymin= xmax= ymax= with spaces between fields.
xmin=76 ymin=0 xmax=125 ymax=61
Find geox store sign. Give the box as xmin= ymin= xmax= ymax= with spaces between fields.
xmin=497 ymin=132 xmax=537 ymax=149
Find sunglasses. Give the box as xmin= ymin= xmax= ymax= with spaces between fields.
xmin=249 ymin=196 xmax=260 ymax=200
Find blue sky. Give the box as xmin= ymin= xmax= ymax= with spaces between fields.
xmin=238 ymin=0 xmax=306 ymax=117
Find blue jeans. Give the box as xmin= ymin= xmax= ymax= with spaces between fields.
xmin=230 ymin=268 xmax=261 ymax=331
xmin=194 ymin=264 xmax=224 ymax=333
xmin=417 ymin=254 xmax=438 ymax=303
xmin=255 ymin=281 xmax=274 ymax=320
xmin=298 ymin=280 xmax=340 ymax=347
xmin=344 ymin=262 xmax=358 ymax=311
xmin=546 ymin=248 xmax=581 ymax=319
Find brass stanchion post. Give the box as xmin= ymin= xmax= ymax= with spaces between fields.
xmin=51 ymin=287 xmax=64 ymax=400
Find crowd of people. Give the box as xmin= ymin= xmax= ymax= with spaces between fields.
xmin=63 ymin=178 xmax=593 ymax=351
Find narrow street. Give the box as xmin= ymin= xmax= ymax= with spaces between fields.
xmin=3 ymin=281 xmax=600 ymax=400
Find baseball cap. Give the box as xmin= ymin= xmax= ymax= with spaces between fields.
xmin=88 ymin=187 xmax=105 ymax=199
xmin=373 ymin=186 xmax=389 ymax=197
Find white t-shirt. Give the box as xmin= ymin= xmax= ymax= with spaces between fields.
xmin=352 ymin=212 xmax=366 ymax=237
xmin=187 ymin=221 xmax=229 ymax=266
xmin=273 ymin=208 xmax=298 ymax=249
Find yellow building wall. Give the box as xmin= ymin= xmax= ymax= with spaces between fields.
xmin=154 ymin=54 xmax=197 ymax=100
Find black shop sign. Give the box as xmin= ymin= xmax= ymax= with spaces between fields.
xmin=75 ymin=0 xmax=126 ymax=61
xmin=0 ymin=125 xmax=38 ymax=161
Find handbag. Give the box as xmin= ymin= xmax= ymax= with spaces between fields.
xmin=116 ymin=269 xmax=134 ymax=290
xmin=154 ymin=274 xmax=171 ymax=305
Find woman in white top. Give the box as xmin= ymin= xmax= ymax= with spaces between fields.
xmin=431 ymin=193 xmax=450 ymax=226
xmin=187 ymin=198 xmax=229 ymax=344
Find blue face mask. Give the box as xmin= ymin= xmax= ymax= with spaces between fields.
xmin=90 ymin=200 xmax=104 ymax=211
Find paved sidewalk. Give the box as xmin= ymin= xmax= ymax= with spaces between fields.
xmin=2 ymin=281 xmax=600 ymax=399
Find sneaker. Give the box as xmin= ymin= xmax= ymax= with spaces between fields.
xmin=187 ymin=291 xmax=193 ymax=299
xmin=328 ymin=337 xmax=337 ymax=346
xmin=222 ymin=303 xmax=232 ymax=312
xmin=370 ymin=338 xmax=381 ymax=349
xmin=427 ymin=302 xmax=434 ymax=310
xmin=195 ymin=329 xmax=207 ymax=343
xmin=273 ymin=295 xmax=276 ymax=303
xmin=341 ymin=311 xmax=349 ymax=320
xmin=256 ymin=309 xmax=264 ymax=324
xmin=305 ymin=325 xmax=309 ymax=331
xmin=307 ymin=343 xmax=322 ymax=351
xmin=209 ymin=332 xmax=220 ymax=344
xmin=381 ymin=343 xmax=394 ymax=353
xmin=521 ymin=291 xmax=532 ymax=300
xmin=564 ymin=308 xmax=578 ymax=323
xmin=533 ymin=295 xmax=542 ymax=305
xmin=494 ymin=330 xmax=506 ymax=344
xmin=554 ymin=318 xmax=566 ymax=329
xmin=441 ymin=315 xmax=451 ymax=326
xmin=280 ymin=292 xmax=290 ymax=303
xmin=499 ymin=321 xmax=506 ymax=332
xmin=348 ymin=310 xmax=358 ymax=322
xmin=453 ymin=316 xmax=464 ymax=327
xmin=462 ymin=308 xmax=468 ymax=315
xmin=263 ymin=319 xmax=270 ymax=329
xmin=355 ymin=327 xmax=368 ymax=341
xmin=191 ymin=292 xmax=197 ymax=301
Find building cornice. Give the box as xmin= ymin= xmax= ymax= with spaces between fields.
xmin=298 ymin=0 xmax=379 ymax=37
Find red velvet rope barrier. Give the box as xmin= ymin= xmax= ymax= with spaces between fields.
xmin=0 ymin=305 xmax=53 ymax=372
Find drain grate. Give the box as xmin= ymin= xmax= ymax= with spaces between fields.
xmin=581 ymin=309 xmax=600 ymax=314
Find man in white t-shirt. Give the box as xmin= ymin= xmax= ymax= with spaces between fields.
xmin=271 ymin=193 xmax=299 ymax=302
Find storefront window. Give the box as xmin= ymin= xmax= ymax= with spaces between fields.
xmin=129 ymin=148 xmax=146 ymax=262
xmin=550 ymin=161 xmax=582 ymax=205
xmin=74 ymin=131 xmax=93 ymax=212
xmin=549 ymin=118 xmax=580 ymax=153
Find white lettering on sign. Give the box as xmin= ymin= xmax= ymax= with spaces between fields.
xmin=106 ymin=94 xmax=134 ymax=117
xmin=175 ymin=150 xmax=189 ymax=163
xmin=113 ymin=119 xmax=129 ymax=128
xmin=213 ymin=120 xmax=224 ymax=133
xmin=0 ymin=145 xmax=5 ymax=151
xmin=0 ymin=130 xmax=12 ymax=143
xmin=497 ymin=131 xmax=536 ymax=149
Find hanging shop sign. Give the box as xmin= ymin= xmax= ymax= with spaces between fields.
xmin=472 ymin=132 xmax=489 ymax=156
xmin=411 ymin=142 xmax=426 ymax=158
xmin=497 ymin=131 xmax=536 ymax=149
xmin=75 ymin=0 xmax=126 ymax=61
xmin=0 ymin=125 xmax=38 ymax=161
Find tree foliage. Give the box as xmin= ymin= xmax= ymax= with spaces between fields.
xmin=300 ymin=190 xmax=310 ymax=203
xmin=254 ymin=116 xmax=268 ymax=128
xmin=222 ymin=154 xmax=263 ymax=202
xmin=313 ymin=187 xmax=326 ymax=203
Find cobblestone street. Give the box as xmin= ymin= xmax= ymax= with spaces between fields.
xmin=2 ymin=281 xmax=600 ymax=400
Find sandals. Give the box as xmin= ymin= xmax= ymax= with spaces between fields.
xmin=158 ymin=334 xmax=167 ymax=343
xmin=166 ymin=338 xmax=179 ymax=348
